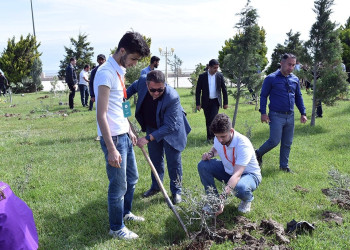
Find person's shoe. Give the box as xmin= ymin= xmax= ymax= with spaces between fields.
xmin=95 ymin=136 xmax=100 ymax=141
xmin=124 ymin=212 xmax=145 ymax=222
xmin=238 ymin=200 xmax=251 ymax=213
xmin=255 ymin=150 xmax=263 ymax=167
xmin=109 ymin=227 xmax=139 ymax=240
xmin=280 ymin=167 xmax=293 ymax=173
xmin=142 ymin=188 xmax=160 ymax=198
xmin=172 ymin=194 xmax=182 ymax=204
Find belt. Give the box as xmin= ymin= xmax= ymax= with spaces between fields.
xmin=272 ymin=111 xmax=293 ymax=115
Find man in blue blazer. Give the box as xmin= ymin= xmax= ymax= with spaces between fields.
xmin=127 ymin=70 xmax=191 ymax=204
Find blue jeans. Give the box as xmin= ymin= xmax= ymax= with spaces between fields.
xmin=146 ymin=127 xmax=182 ymax=195
xmin=257 ymin=111 xmax=294 ymax=168
xmin=79 ymin=84 xmax=89 ymax=106
xmin=197 ymin=159 xmax=260 ymax=202
xmin=100 ymin=134 xmax=139 ymax=231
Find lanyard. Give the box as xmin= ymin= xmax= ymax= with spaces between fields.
xmin=223 ymin=145 xmax=235 ymax=166
xmin=116 ymin=71 xmax=127 ymax=100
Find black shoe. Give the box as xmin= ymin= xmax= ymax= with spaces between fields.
xmin=172 ymin=194 xmax=182 ymax=204
xmin=280 ymin=167 xmax=292 ymax=173
xmin=255 ymin=150 xmax=263 ymax=167
xmin=143 ymin=188 xmax=160 ymax=198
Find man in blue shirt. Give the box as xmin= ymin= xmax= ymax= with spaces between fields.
xmin=255 ymin=53 xmax=307 ymax=172
xmin=140 ymin=56 xmax=160 ymax=76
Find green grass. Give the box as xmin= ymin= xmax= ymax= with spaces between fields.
xmin=1 ymin=89 xmax=350 ymax=249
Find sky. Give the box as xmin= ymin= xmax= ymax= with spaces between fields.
xmin=1 ymin=0 xmax=349 ymax=75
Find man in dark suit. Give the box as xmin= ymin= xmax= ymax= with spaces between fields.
xmin=65 ymin=57 xmax=78 ymax=109
xmin=196 ymin=59 xmax=228 ymax=142
xmin=89 ymin=54 xmax=106 ymax=111
xmin=127 ymin=70 xmax=191 ymax=204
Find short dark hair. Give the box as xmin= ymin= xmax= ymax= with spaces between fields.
xmin=97 ymin=54 xmax=106 ymax=60
xmin=151 ymin=56 xmax=160 ymax=64
xmin=69 ymin=57 xmax=76 ymax=62
xmin=281 ymin=53 xmax=296 ymax=61
xmin=146 ymin=70 xmax=165 ymax=84
xmin=209 ymin=59 xmax=219 ymax=67
xmin=116 ymin=31 xmax=150 ymax=58
xmin=84 ymin=64 xmax=90 ymax=70
xmin=210 ymin=113 xmax=232 ymax=134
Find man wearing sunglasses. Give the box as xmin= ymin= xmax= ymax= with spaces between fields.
xmin=127 ymin=70 xmax=191 ymax=204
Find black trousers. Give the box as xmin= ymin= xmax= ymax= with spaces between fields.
xmin=68 ymin=85 xmax=76 ymax=109
xmin=203 ymin=98 xmax=219 ymax=140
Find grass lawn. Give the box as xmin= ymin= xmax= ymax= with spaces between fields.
xmin=1 ymin=87 xmax=350 ymax=249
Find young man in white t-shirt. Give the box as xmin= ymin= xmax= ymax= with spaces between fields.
xmin=79 ymin=64 xmax=90 ymax=107
xmin=94 ymin=31 xmax=150 ymax=240
xmin=198 ymin=113 xmax=262 ymax=214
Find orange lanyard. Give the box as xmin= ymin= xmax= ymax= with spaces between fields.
xmin=223 ymin=145 xmax=235 ymax=166
xmin=116 ymin=72 xmax=127 ymax=100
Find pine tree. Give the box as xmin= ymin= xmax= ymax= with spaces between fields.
xmin=58 ymin=32 xmax=94 ymax=79
xmin=0 ymin=34 xmax=41 ymax=93
xmin=218 ymin=0 xmax=267 ymax=127
xmin=339 ymin=17 xmax=350 ymax=82
xmin=304 ymin=0 xmax=348 ymax=126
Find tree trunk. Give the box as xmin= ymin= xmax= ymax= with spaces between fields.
xmin=232 ymin=80 xmax=241 ymax=128
xmin=310 ymin=64 xmax=317 ymax=126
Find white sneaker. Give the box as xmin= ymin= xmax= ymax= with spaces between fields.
xmin=238 ymin=200 xmax=251 ymax=213
xmin=95 ymin=136 xmax=100 ymax=141
xmin=109 ymin=227 xmax=139 ymax=240
xmin=124 ymin=212 xmax=145 ymax=222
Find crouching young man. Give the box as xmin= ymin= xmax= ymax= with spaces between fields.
xmin=197 ymin=113 xmax=262 ymax=214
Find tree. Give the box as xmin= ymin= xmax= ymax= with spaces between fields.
xmin=304 ymin=0 xmax=348 ymax=126
xmin=266 ymin=31 xmax=306 ymax=75
xmin=168 ymin=54 xmax=183 ymax=88
xmin=339 ymin=17 xmax=350 ymax=82
xmin=218 ymin=0 xmax=267 ymax=127
xmin=58 ymin=32 xmax=94 ymax=79
xmin=0 ymin=34 xmax=41 ymax=93
xmin=30 ymin=58 xmax=43 ymax=92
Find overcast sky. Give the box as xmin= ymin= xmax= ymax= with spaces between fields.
xmin=1 ymin=0 xmax=349 ymax=75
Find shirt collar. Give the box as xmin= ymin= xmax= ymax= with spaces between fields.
xmin=108 ymin=55 xmax=126 ymax=76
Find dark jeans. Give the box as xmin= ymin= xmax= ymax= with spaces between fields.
xmin=146 ymin=127 xmax=183 ymax=195
xmin=68 ymin=85 xmax=76 ymax=109
xmin=316 ymin=100 xmax=323 ymax=117
xmin=203 ymin=98 xmax=219 ymax=140
xmin=79 ymin=84 xmax=89 ymax=106
xmin=89 ymin=99 xmax=94 ymax=110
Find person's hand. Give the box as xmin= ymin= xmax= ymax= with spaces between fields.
xmin=196 ymin=105 xmax=201 ymax=111
xmin=300 ymin=115 xmax=307 ymax=124
xmin=137 ymin=137 xmax=149 ymax=148
xmin=108 ymin=149 xmax=122 ymax=168
xmin=129 ymin=130 xmax=137 ymax=146
xmin=91 ymin=97 xmax=95 ymax=102
xmin=261 ymin=114 xmax=270 ymax=123
xmin=223 ymin=104 xmax=228 ymax=109
xmin=215 ymin=194 xmax=226 ymax=216
xmin=202 ymin=151 xmax=213 ymax=161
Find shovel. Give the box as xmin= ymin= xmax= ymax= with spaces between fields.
xmin=128 ymin=120 xmax=189 ymax=238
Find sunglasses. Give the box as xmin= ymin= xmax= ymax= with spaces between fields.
xmin=149 ymin=88 xmax=165 ymax=93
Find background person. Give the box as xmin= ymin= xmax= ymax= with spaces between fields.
xmin=197 ymin=113 xmax=261 ymax=214
xmin=0 ymin=71 xmax=8 ymax=96
xmin=255 ymin=53 xmax=307 ymax=172
xmin=140 ymin=56 xmax=160 ymax=76
xmin=79 ymin=64 xmax=90 ymax=107
xmin=127 ymin=70 xmax=191 ymax=204
xmin=89 ymin=54 xmax=106 ymax=111
xmin=195 ymin=59 xmax=228 ymax=142
xmin=65 ymin=57 xmax=78 ymax=109
xmin=94 ymin=31 xmax=150 ymax=240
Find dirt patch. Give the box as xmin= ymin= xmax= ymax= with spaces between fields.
xmin=293 ymin=185 xmax=309 ymax=194
xmin=182 ymin=216 xmax=291 ymax=249
xmin=3 ymin=113 xmax=21 ymax=117
xmin=37 ymin=95 xmax=50 ymax=99
xmin=322 ymin=211 xmax=343 ymax=225
xmin=322 ymin=188 xmax=350 ymax=210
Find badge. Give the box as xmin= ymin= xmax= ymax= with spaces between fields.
xmin=122 ymin=100 xmax=131 ymax=117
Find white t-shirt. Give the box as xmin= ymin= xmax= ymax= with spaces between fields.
xmin=79 ymin=70 xmax=89 ymax=85
xmin=214 ymin=130 xmax=262 ymax=181
xmin=94 ymin=55 xmax=129 ymax=136
xmin=208 ymin=72 xmax=217 ymax=99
